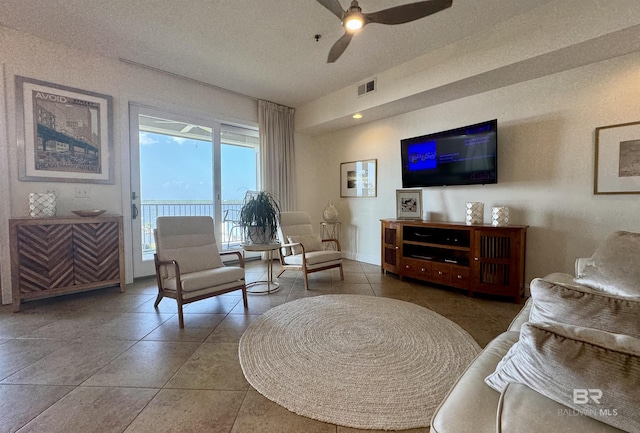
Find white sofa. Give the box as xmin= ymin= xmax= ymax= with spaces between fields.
xmin=431 ymin=231 xmax=640 ymax=433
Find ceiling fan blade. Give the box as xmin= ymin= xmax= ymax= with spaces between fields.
xmin=364 ymin=0 xmax=452 ymax=25
xmin=327 ymin=32 xmax=354 ymax=63
xmin=316 ymin=0 xmax=345 ymax=20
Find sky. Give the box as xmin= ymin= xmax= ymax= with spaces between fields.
xmin=139 ymin=132 xmax=257 ymax=202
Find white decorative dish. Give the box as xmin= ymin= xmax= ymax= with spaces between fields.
xmin=72 ymin=209 xmax=106 ymax=218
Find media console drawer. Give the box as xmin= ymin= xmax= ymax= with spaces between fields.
xmin=430 ymin=262 xmax=470 ymax=289
xmin=402 ymin=258 xmax=432 ymax=279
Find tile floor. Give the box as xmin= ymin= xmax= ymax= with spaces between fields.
xmin=0 ymin=259 xmax=524 ymax=433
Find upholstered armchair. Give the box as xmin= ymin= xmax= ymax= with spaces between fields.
xmin=276 ymin=211 xmax=344 ymax=289
xmin=154 ymin=216 xmax=247 ymax=328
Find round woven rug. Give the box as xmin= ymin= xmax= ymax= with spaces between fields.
xmin=238 ymin=295 xmax=481 ymax=430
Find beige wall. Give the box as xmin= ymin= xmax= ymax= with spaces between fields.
xmin=0 ymin=26 xmax=258 ymax=304
xmin=295 ymin=51 xmax=640 ymax=286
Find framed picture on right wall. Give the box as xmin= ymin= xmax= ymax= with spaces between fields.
xmin=594 ymin=120 xmax=640 ymax=194
xmin=396 ymin=189 xmax=423 ymax=219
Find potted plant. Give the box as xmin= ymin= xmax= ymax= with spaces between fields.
xmin=239 ymin=191 xmax=281 ymax=244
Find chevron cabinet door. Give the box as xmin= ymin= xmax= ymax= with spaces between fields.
xmin=73 ymin=222 xmax=120 ymax=285
xmin=16 ymin=224 xmax=75 ymax=291
xmin=10 ymin=216 xmax=125 ymax=311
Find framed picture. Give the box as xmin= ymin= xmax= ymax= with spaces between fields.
xmin=594 ymin=121 xmax=640 ymax=194
xmin=340 ymin=159 xmax=377 ymax=197
xmin=396 ymin=189 xmax=423 ymax=219
xmin=16 ymin=76 xmax=114 ymax=184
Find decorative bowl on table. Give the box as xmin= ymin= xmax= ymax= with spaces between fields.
xmin=72 ymin=209 xmax=106 ymax=218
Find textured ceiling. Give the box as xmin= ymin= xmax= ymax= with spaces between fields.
xmin=0 ymin=0 xmax=553 ymax=108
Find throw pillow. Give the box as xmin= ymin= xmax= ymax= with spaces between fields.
xmin=485 ymin=322 xmax=640 ymax=432
xmin=529 ymin=278 xmax=640 ymax=338
xmin=574 ymin=230 xmax=640 ymax=297
xmin=288 ymin=233 xmax=323 ymax=255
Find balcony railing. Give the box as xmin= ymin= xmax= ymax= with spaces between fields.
xmin=140 ymin=200 xmax=244 ymax=254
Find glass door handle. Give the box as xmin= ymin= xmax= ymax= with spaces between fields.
xmin=132 ymin=203 xmax=139 ymax=220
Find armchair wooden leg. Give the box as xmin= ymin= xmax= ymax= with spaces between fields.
xmin=177 ymin=301 xmax=185 ymax=329
xmin=242 ymin=286 xmax=248 ymax=308
xmin=154 ymin=293 xmax=163 ymax=308
xmin=303 ymin=271 xmax=310 ymax=290
xmin=277 ymin=268 xmax=286 ymax=278
xmin=339 ymin=264 xmax=344 ymax=281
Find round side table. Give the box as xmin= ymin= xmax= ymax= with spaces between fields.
xmin=320 ymin=221 xmax=341 ymax=250
xmin=242 ymin=242 xmax=281 ymax=294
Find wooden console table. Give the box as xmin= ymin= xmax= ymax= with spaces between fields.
xmin=9 ymin=216 xmax=125 ymax=311
xmin=381 ymin=219 xmax=527 ymax=302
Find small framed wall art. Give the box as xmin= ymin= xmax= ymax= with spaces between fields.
xmin=396 ymin=189 xmax=423 ymax=219
xmin=340 ymin=159 xmax=377 ymax=197
xmin=16 ymin=76 xmax=114 ymax=184
xmin=594 ymin=120 xmax=640 ymax=194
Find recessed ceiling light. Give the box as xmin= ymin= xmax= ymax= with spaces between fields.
xmin=352 ymin=113 xmax=363 ymax=119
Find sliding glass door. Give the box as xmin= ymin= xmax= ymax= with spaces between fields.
xmin=129 ymin=104 xmax=258 ymax=278
xmin=220 ymin=125 xmax=259 ymax=249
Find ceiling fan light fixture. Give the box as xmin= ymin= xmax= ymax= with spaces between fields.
xmin=318 ymin=0 xmax=453 ymax=62
xmin=343 ymin=0 xmax=364 ymax=32
xmin=344 ymin=12 xmax=364 ymax=31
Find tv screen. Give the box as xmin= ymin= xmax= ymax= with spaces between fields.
xmin=401 ymin=119 xmax=498 ymax=188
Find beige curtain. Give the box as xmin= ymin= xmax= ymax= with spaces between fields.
xmin=258 ymin=100 xmax=295 ymax=211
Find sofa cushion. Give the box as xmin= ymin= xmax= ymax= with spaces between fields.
xmin=543 ymin=272 xmax=586 ymax=288
xmin=485 ymin=322 xmax=640 ymax=432
xmin=288 ymin=233 xmax=323 ymax=255
xmin=506 ymin=298 xmax=532 ymax=332
xmin=529 ymin=278 xmax=640 ymax=338
xmin=574 ymin=230 xmax=640 ymax=297
xmin=430 ymin=331 xmax=520 ymax=433
xmin=497 ymin=383 xmax=625 ymax=433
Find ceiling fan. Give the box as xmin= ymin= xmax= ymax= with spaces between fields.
xmin=317 ymin=0 xmax=453 ymax=63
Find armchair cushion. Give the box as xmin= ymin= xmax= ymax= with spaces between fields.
xmin=155 ymin=216 xmax=224 ymax=278
xmin=485 ymin=322 xmax=640 ymax=432
xmin=529 ymin=278 xmax=640 ymax=338
xmin=164 ymin=266 xmax=245 ymax=292
xmin=282 ymin=250 xmax=342 ymax=267
xmin=288 ymin=233 xmax=323 ymax=254
xmin=574 ymin=230 xmax=640 ymax=297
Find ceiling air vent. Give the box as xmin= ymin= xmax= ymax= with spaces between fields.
xmin=357 ymin=78 xmax=376 ymax=97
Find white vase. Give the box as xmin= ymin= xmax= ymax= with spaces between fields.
xmin=29 ymin=192 xmax=56 ymax=218
xmin=246 ymin=226 xmax=274 ymax=245
xmin=323 ymin=200 xmax=339 ymax=223
xmin=465 ymin=202 xmax=483 ymax=225
xmin=491 ymin=207 xmax=510 ymax=226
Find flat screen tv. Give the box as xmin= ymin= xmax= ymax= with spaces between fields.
xmin=401 ymin=119 xmax=497 ymax=188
